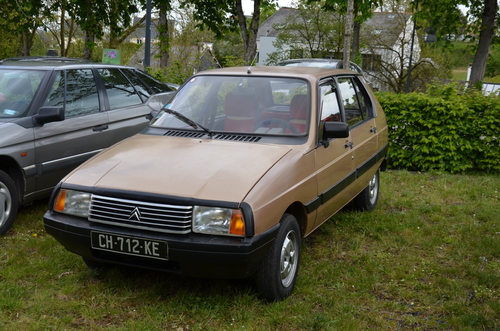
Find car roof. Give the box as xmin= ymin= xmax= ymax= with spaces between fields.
xmin=193 ymin=66 xmax=358 ymax=81
xmin=279 ymin=58 xmax=343 ymax=65
xmin=0 ymin=56 xmax=135 ymax=70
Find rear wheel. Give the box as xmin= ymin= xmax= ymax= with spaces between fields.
xmin=256 ymin=213 xmax=301 ymax=302
xmin=0 ymin=170 xmax=19 ymax=235
xmin=353 ymin=169 xmax=379 ymax=211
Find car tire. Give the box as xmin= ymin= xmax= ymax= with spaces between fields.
xmin=353 ymin=169 xmax=380 ymax=211
xmin=256 ymin=213 xmax=301 ymax=302
xmin=0 ymin=170 xmax=19 ymax=235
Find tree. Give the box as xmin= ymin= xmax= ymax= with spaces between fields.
xmin=362 ymin=12 xmax=450 ymax=92
xmin=264 ymin=2 xmax=347 ymax=64
xmin=181 ymin=0 xmax=275 ymax=64
xmin=155 ymin=0 xmax=172 ymax=68
xmin=414 ymin=0 xmax=500 ymax=87
xmin=320 ymin=0 xmax=383 ymax=62
xmin=42 ymin=0 xmax=81 ymax=57
xmin=0 ymin=0 xmax=45 ymax=56
xmin=68 ymin=0 xmax=143 ymax=61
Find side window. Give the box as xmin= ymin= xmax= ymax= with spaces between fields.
xmin=98 ymin=68 xmax=142 ymax=109
xmin=318 ymin=79 xmax=341 ymax=141
xmin=121 ymin=69 xmax=150 ymax=101
xmin=337 ymin=77 xmax=366 ymax=127
xmin=353 ymin=78 xmax=371 ymax=120
xmin=44 ymin=69 xmax=100 ymax=118
xmin=134 ymin=69 xmax=172 ymax=94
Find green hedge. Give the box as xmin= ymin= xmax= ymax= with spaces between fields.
xmin=375 ymin=85 xmax=500 ymax=173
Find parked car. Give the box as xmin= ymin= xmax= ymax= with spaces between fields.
xmin=0 ymin=57 xmax=176 ymax=234
xmin=43 ymin=66 xmax=388 ymax=301
xmin=277 ymin=58 xmax=364 ymax=75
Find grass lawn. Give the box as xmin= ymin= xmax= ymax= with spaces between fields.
xmin=1 ymin=170 xmax=499 ymax=330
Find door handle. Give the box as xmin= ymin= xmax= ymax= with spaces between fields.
xmin=92 ymin=124 xmax=109 ymax=132
xmin=344 ymin=141 xmax=354 ymax=149
xmin=370 ymin=127 xmax=377 ymax=133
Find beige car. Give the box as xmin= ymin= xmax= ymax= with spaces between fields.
xmin=44 ymin=66 xmax=388 ymax=301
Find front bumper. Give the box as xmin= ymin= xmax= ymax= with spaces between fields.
xmin=44 ymin=211 xmax=278 ymax=279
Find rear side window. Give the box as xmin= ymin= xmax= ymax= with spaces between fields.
xmin=134 ymin=70 xmax=172 ymax=94
xmin=98 ymin=68 xmax=142 ymax=109
xmin=121 ymin=69 xmax=150 ymax=101
xmin=337 ymin=77 xmax=371 ymax=127
xmin=44 ymin=69 xmax=100 ymax=118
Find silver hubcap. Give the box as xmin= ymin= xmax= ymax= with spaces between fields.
xmin=368 ymin=173 xmax=378 ymax=205
xmin=0 ymin=181 xmax=12 ymax=227
xmin=280 ymin=230 xmax=298 ymax=287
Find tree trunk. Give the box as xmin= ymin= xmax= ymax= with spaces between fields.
xmin=352 ymin=21 xmax=360 ymax=62
xmin=22 ymin=30 xmax=30 ymax=56
xmin=236 ymin=0 xmax=260 ymax=65
xmin=351 ymin=1 xmax=359 ymax=62
xmin=469 ymin=0 xmax=497 ymax=87
xmin=159 ymin=5 xmax=170 ymax=68
xmin=83 ymin=30 xmax=94 ymax=61
xmin=60 ymin=7 xmax=66 ymax=56
xmin=343 ymin=0 xmax=354 ymax=66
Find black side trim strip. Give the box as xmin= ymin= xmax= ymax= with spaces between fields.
xmin=305 ymin=196 xmax=321 ymax=214
xmin=323 ymin=172 xmax=356 ymax=204
xmin=304 ymin=143 xmax=389 ymax=214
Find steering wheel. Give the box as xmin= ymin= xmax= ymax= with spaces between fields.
xmin=255 ymin=118 xmax=300 ymax=134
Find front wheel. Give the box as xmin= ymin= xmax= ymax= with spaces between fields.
xmin=353 ymin=169 xmax=380 ymax=211
xmin=256 ymin=213 xmax=301 ymax=302
xmin=0 ymin=170 xmax=19 ymax=235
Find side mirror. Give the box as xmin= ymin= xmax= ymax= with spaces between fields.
xmin=323 ymin=121 xmax=349 ymax=140
xmin=146 ymin=109 xmax=160 ymax=121
xmin=33 ymin=106 xmax=65 ymax=124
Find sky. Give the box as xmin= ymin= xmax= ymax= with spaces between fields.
xmin=243 ymin=0 xmax=294 ymax=15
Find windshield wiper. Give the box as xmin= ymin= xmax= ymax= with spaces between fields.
xmin=164 ymin=108 xmax=213 ymax=137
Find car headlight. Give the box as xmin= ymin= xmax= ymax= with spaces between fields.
xmin=192 ymin=206 xmax=245 ymax=236
xmin=53 ymin=189 xmax=91 ymax=217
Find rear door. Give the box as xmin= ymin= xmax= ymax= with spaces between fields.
xmin=34 ymin=68 xmax=109 ymax=193
xmin=98 ymin=68 xmax=170 ymax=145
xmin=336 ymin=76 xmax=378 ymax=189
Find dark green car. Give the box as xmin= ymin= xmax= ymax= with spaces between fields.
xmin=0 ymin=57 xmax=175 ymax=234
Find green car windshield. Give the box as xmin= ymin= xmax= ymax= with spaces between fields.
xmin=0 ymin=69 xmax=45 ymax=118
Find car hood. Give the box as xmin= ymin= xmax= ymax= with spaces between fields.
xmin=63 ymin=134 xmax=293 ymax=203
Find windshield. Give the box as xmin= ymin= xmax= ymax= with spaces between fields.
xmin=151 ymin=75 xmax=310 ymax=136
xmin=0 ymin=69 xmax=45 ymax=118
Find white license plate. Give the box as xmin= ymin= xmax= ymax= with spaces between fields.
xmin=91 ymin=231 xmax=168 ymax=260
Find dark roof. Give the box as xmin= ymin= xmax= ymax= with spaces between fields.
xmin=0 ymin=56 xmax=89 ymax=65
xmin=258 ymin=8 xmax=413 ymax=47
xmin=257 ymin=7 xmax=300 ymax=38
xmin=362 ymin=12 xmax=413 ymax=46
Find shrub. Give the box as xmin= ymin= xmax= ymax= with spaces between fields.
xmin=376 ymin=84 xmax=500 ymax=173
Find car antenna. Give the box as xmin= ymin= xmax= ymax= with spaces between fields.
xmin=247 ymin=51 xmax=259 ymax=74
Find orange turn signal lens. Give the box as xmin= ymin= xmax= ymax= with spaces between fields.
xmin=54 ymin=189 xmax=67 ymax=212
xmin=230 ymin=210 xmax=245 ymax=236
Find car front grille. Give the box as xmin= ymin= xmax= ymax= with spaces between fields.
xmin=89 ymin=195 xmax=192 ymax=234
